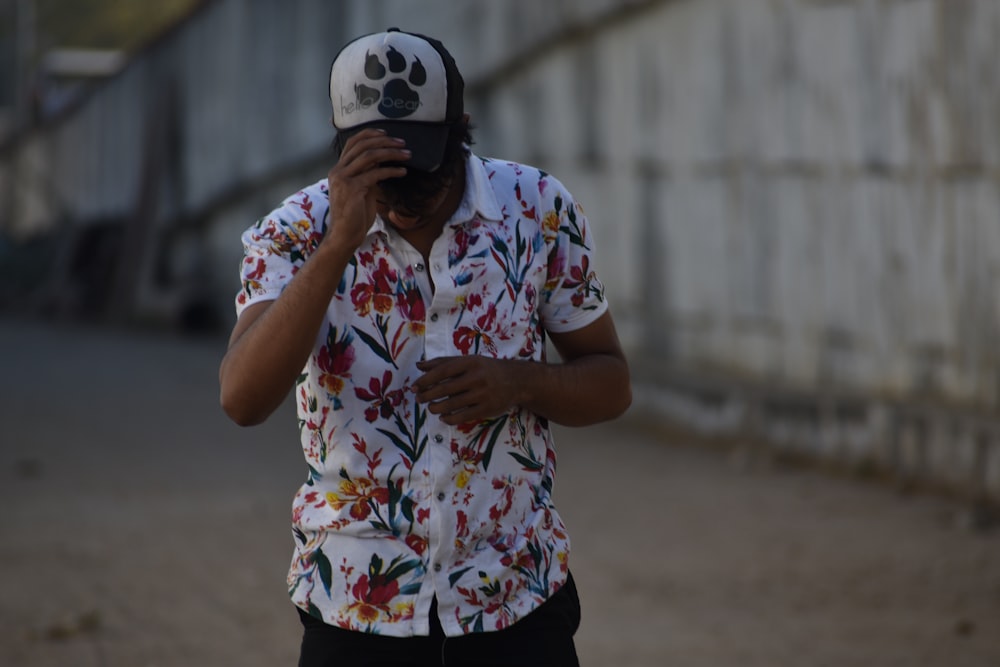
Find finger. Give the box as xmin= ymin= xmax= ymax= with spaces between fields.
xmin=336 ymin=163 xmax=407 ymax=189
xmin=416 ymin=356 xmax=456 ymax=368
xmin=426 ymin=392 xmax=478 ymax=417
xmin=334 ymin=147 xmax=411 ymax=178
xmin=339 ymin=127 xmax=395 ymax=152
xmin=416 ymin=369 xmax=485 ymax=403
xmin=413 ymin=358 xmax=465 ymax=392
xmin=415 ymin=376 xmax=468 ymax=403
xmin=437 ymin=404 xmax=492 ymax=426
xmin=338 ymin=132 xmax=408 ymax=167
xmin=337 ymin=137 xmax=408 ymax=166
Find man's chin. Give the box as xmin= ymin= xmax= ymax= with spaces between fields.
xmin=386 ymin=216 xmax=430 ymax=232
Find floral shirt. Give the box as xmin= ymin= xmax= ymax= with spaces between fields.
xmin=236 ymin=154 xmax=608 ymax=637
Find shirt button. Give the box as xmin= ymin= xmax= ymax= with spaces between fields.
xmin=430 ymin=313 xmax=439 ymax=322
xmin=415 ymin=263 xmax=425 ymax=272
xmin=437 ymin=492 xmax=446 ymax=501
xmin=434 ymin=563 xmax=442 ymax=572
xmin=434 ymin=434 xmax=444 ymax=443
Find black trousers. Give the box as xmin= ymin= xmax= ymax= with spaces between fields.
xmin=297 ymin=573 xmax=581 ymax=667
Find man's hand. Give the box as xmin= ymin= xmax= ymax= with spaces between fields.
xmin=413 ymin=356 xmax=529 ymax=426
xmin=325 ymin=129 xmax=410 ymax=252
xmin=412 ymin=313 xmax=631 ymax=428
xmin=220 ymin=130 xmax=411 ymax=427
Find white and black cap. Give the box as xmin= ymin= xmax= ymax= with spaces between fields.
xmin=329 ymin=28 xmax=464 ymax=172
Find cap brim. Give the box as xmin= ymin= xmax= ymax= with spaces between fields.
xmin=339 ymin=121 xmax=450 ymax=173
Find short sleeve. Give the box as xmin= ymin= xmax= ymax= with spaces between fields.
xmin=538 ymin=182 xmax=609 ymax=333
xmin=234 ymin=185 xmax=328 ymax=316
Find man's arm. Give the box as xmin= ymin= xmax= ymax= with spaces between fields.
xmin=413 ymin=311 xmax=631 ymax=427
xmin=218 ymin=243 xmax=350 ymax=427
xmin=219 ymin=129 xmax=410 ymax=426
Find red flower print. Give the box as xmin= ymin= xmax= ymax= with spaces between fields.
xmin=316 ymin=328 xmax=355 ymax=396
xmin=246 ymin=257 xmax=266 ymax=280
xmin=545 ymin=248 xmax=566 ymax=291
xmin=396 ymin=286 xmax=425 ymax=334
xmin=354 ymin=370 xmax=405 ymax=422
xmin=568 ymin=255 xmax=590 ymax=286
xmin=404 ymin=533 xmax=428 ymax=556
xmin=449 ymin=227 xmax=480 ymax=266
xmin=489 ymin=477 xmax=516 ymax=521
xmin=351 ymin=258 xmax=398 ymax=317
xmin=349 ymin=574 xmax=400 ymax=624
xmin=296 ymin=192 xmax=315 ymax=224
xmin=362 ymin=574 xmax=399 ymax=606
xmin=454 ymin=326 xmax=496 ymax=356
xmin=371 ymin=258 xmax=397 ymax=314
xmin=476 ymin=303 xmax=498 ymax=331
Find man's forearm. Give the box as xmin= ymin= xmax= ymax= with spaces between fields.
xmin=516 ymin=354 xmax=631 ymax=427
xmin=219 ymin=242 xmax=353 ymax=426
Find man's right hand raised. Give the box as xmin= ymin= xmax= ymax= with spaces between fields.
xmin=219 ymin=129 xmax=409 ymax=426
xmin=324 ymin=128 xmax=409 ymax=253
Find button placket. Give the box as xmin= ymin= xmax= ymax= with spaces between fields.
xmin=424 ymin=227 xmax=454 ymax=354
xmin=432 ymin=433 xmax=447 ymax=503
xmin=426 ymin=426 xmax=452 ymax=587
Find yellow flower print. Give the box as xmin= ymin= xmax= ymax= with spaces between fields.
xmin=326 ymin=476 xmax=390 ymax=520
xmin=542 ymin=210 xmax=559 ymax=238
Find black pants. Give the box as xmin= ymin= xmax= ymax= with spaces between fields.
xmin=297 ymin=573 xmax=581 ymax=667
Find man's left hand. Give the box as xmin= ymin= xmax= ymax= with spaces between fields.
xmin=413 ymin=356 xmax=528 ymax=425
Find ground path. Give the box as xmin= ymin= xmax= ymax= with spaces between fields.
xmin=1 ymin=318 xmax=997 ymax=666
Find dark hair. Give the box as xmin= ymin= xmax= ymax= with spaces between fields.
xmin=373 ymin=118 xmax=474 ymax=215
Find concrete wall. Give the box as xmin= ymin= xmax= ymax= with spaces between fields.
xmin=475 ymin=0 xmax=1000 ymax=406
xmin=2 ymin=0 xmax=1000 ymax=500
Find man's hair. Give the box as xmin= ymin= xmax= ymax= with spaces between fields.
xmin=374 ymin=118 xmax=475 ymax=215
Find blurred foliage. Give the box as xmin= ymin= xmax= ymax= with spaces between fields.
xmin=35 ymin=0 xmax=202 ymax=52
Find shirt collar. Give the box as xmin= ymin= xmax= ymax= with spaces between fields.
xmin=368 ymin=152 xmax=502 ymax=237
xmin=448 ymin=152 xmax=503 ymax=226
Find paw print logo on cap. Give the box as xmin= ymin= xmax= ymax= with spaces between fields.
xmin=355 ymin=46 xmax=427 ymax=119
xmin=331 ymin=29 xmax=453 ymax=133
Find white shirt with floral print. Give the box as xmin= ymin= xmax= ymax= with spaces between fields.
xmin=236 ymin=153 xmax=608 ymax=637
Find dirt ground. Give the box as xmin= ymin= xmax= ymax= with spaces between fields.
xmin=1 ymin=317 xmax=998 ymax=667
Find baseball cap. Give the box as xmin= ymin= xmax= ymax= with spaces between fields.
xmin=329 ymin=28 xmax=464 ymax=172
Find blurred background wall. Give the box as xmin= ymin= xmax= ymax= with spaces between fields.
xmin=1 ymin=0 xmax=999 ymax=501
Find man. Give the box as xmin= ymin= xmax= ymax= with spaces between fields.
xmin=219 ymin=28 xmax=631 ymax=667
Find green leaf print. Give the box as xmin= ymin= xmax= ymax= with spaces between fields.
xmin=314 ymin=547 xmax=333 ymax=595
xmin=351 ymin=325 xmax=398 ymax=368
xmin=560 ymin=199 xmax=589 ymax=249
xmin=375 ymin=403 xmax=428 ymax=472
xmin=509 ymin=452 xmax=544 ymax=471
xmin=449 ymin=566 xmax=474 ymax=587
xmin=475 ymin=415 xmax=509 ymax=472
